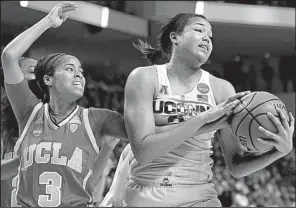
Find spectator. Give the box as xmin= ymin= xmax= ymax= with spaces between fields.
xmin=245 ymin=64 xmax=257 ymax=91
xmin=260 ymin=60 xmax=274 ymax=92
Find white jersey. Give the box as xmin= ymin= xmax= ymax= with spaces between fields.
xmin=129 ymin=64 xmax=217 ymax=185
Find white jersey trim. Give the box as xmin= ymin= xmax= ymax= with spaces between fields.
xmin=14 ymin=162 xmax=22 ymax=206
xmin=44 ymin=103 xmax=79 ymax=129
xmin=201 ymin=70 xmax=217 ymax=106
xmin=83 ymin=109 xmax=100 ymax=154
xmin=14 ymin=102 xmax=43 ymax=154
xmin=83 ymin=169 xmax=93 ymax=190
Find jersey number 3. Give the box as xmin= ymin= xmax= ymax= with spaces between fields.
xmin=38 ymin=172 xmax=62 ymax=207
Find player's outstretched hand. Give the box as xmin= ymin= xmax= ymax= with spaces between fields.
xmin=47 ymin=1 xmax=78 ymax=28
xmin=258 ymin=108 xmax=294 ymax=155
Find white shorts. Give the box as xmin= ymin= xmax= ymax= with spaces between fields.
xmin=123 ymin=179 xmax=221 ymax=207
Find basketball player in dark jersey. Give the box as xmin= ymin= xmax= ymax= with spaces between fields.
xmin=1 ymin=2 xmax=129 ymax=206
xmin=123 ymin=13 xmax=294 ymax=206
xmin=1 ymin=57 xmax=38 ymax=207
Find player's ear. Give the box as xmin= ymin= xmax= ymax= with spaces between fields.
xmin=43 ymin=75 xmax=52 ymax=87
xmin=169 ymin=31 xmax=180 ymax=45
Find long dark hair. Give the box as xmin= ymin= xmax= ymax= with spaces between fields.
xmin=133 ymin=13 xmax=209 ymax=65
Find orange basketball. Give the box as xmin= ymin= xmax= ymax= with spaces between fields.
xmin=231 ymin=91 xmax=289 ymax=152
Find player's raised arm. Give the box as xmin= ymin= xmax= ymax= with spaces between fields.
xmin=124 ymin=66 xmax=244 ymax=165
xmin=1 ymin=2 xmax=78 ymax=84
xmin=1 ymin=2 xmax=78 ymax=125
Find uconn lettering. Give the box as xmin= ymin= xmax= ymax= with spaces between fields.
xmin=153 ymin=100 xmax=212 ymax=117
xmin=22 ymin=142 xmax=83 ymax=173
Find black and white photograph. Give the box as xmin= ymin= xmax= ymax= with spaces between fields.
xmin=1 ymin=1 xmax=295 ymax=207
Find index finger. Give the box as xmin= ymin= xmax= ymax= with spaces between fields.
xmin=228 ymin=91 xmax=251 ymax=102
xmin=61 ymin=1 xmax=78 ymax=7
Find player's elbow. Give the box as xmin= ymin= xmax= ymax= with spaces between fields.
xmin=228 ymin=167 xmax=244 ymax=179
xmin=227 ymin=159 xmax=246 ymax=179
xmin=1 ymin=48 xmax=19 ymax=65
xmin=1 ymin=48 xmax=13 ymax=62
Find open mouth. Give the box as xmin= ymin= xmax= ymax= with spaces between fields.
xmin=73 ymin=82 xmax=83 ymax=87
xmin=199 ymin=45 xmax=208 ymax=52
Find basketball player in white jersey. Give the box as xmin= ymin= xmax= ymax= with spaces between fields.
xmin=123 ymin=13 xmax=294 ymax=206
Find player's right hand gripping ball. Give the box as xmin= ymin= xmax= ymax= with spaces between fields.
xmin=230 ymin=91 xmax=289 ymax=152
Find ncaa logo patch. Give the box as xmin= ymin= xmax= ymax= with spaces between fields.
xmin=197 ymin=83 xmax=209 ymax=94
xmin=33 ymin=117 xmax=43 ymax=137
xmin=33 ymin=129 xmax=42 ymax=137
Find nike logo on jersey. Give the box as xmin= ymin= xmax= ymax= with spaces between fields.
xmin=22 ymin=142 xmax=83 ymax=173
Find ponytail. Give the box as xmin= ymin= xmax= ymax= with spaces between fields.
xmin=133 ymin=39 xmax=164 ymax=65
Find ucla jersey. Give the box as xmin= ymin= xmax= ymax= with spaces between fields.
xmin=14 ymin=103 xmax=99 ymax=207
xmin=129 ymin=64 xmax=217 ymax=185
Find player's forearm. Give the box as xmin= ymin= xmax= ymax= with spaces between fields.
xmin=132 ymin=115 xmax=206 ymax=165
xmin=91 ymin=146 xmax=115 ymax=188
xmin=155 ymin=119 xmax=226 ymax=136
xmin=105 ymin=160 xmax=129 ymax=207
xmin=230 ymin=148 xmax=285 ymax=178
xmin=1 ymin=157 xmax=20 ymax=180
xmin=2 ymin=17 xmax=51 ymax=60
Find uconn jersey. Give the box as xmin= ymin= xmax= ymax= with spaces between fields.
xmin=14 ymin=103 xmax=99 ymax=207
xmin=129 ymin=64 xmax=217 ymax=185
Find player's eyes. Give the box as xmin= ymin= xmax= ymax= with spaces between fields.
xmin=194 ymin=29 xmax=202 ymax=32
xmin=66 ymin=68 xmax=74 ymax=72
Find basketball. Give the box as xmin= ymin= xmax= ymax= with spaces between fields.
xmin=231 ymin=91 xmax=289 ymax=152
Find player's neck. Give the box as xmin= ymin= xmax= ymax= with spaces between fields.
xmin=48 ymin=99 xmax=77 ymax=118
xmin=167 ymin=57 xmax=202 ymax=84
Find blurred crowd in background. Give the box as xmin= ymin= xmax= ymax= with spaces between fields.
xmin=76 ymin=59 xmax=295 ymax=207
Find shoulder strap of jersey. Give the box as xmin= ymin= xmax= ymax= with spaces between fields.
xmin=155 ymin=64 xmax=172 ymax=95
xmin=201 ymin=69 xmax=217 ymax=106
xmin=198 ymin=69 xmax=207 ymax=83
xmin=14 ymin=102 xmax=43 ymax=154
xmin=83 ymin=108 xmax=100 ymax=154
